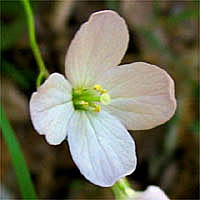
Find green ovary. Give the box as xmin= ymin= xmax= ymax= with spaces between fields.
xmin=72 ymin=85 xmax=111 ymax=112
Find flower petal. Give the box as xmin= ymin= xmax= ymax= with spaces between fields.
xmin=135 ymin=186 xmax=169 ymax=200
xmin=65 ymin=10 xmax=129 ymax=88
xmin=67 ymin=110 xmax=136 ymax=187
xmin=30 ymin=73 xmax=74 ymax=145
xmin=98 ymin=62 xmax=176 ymax=130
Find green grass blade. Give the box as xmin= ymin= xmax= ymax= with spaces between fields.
xmin=0 ymin=104 xmax=37 ymax=199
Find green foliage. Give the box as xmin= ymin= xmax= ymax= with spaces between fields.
xmin=167 ymin=8 xmax=199 ymax=25
xmin=163 ymin=115 xmax=179 ymax=155
xmin=138 ymin=27 xmax=172 ymax=57
xmin=1 ymin=18 xmax=25 ymax=50
xmin=148 ymin=114 xmax=179 ymax=179
xmin=1 ymin=60 xmax=36 ymax=89
xmin=1 ymin=1 xmax=26 ymax=50
xmin=105 ymin=0 xmax=119 ymax=11
xmin=190 ymin=120 xmax=200 ymax=135
xmin=0 ymin=104 xmax=37 ymax=199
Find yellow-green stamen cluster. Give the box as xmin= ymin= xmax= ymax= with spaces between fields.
xmin=72 ymin=84 xmax=110 ymax=112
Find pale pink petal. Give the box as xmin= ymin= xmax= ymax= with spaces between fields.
xmin=30 ymin=73 xmax=74 ymax=145
xmin=65 ymin=10 xmax=129 ymax=88
xmin=98 ymin=62 xmax=176 ymax=130
xmin=67 ymin=110 xmax=136 ymax=187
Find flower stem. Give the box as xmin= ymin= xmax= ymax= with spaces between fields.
xmin=21 ymin=0 xmax=49 ymax=87
xmin=112 ymin=178 xmax=136 ymax=200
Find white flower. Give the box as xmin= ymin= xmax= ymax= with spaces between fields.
xmin=134 ymin=186 xmax=170 ymax=200
xmin=30 ymin=10 xmax=176 ymax=187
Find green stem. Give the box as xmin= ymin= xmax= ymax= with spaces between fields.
xmin=21 ymin=0 xmax=49 ymax=87
xmin=111 ymin=178 xmax=136 ymax=200
xmin=0 ymin=103 xmax=37 ymax=199
xmin=36 ymin=72 xmax=45 ymax=88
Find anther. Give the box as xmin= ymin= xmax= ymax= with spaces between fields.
xmin=93 ymin=84 xmax=108 ymax=94
xmin=93 ymin=84 xmax=103 ymax=92
xmin=93 ymin=104 xmax=101 ymax=112
xmin=101 ymin=89 xmax=107 ymax=94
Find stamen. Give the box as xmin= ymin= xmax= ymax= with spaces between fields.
xmin=93 ymin=104 xmax=101 ymax=112
xmin=101 ymin=89 xmax=107 ymax=94
xmin=93 ymin=84 xmax=108 ymax=94
xmin=93 ymin=84 xmax=103 ymax=92
xmin=72 ymin=85 xmax=110 ymax=112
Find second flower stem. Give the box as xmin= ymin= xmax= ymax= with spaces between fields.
xmin=21 ymin=0 xmax=49 ymax=87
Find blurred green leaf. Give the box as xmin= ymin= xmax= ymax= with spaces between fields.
xmin=149 ymin=114 xmax=179 ymax=179
xmin=1 ymin=0 xmax=37 ymax=50
xmin=152 ymin=0 xmax=161 ymax=18
xmin=0 ymin=104 xmax=37 ymax=199
xmin=167 ymin=8 xmax=199 ymax=25
xmin=69 ymin=180 xmax=85 ymax=191
xmin=1 ymin=60 xmax=36 ymax=89
xmin=163 ymin=114 xmax=179 ymax=155
xmin=138 ymin=27 xmax=195 ymax=85
xmin=105 ymin=0 xmax=119 ymax=11
xmin=193 ymin=81 xmax=199 ymax=98
xmin=189 ymin=120 xmax=200 ymax=135
xmin=1 ymin=19 xmax=26 ymax=50
xmin=1 ymin=1 xmax=21 ymax=15
xmin=138 ymin=27 xmax=172 ymax=57
xmin=1 ymin=1 xmax=26 ymax=50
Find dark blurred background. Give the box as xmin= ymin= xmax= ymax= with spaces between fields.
xmin=1 ymin=0 xmax=199 ymax=199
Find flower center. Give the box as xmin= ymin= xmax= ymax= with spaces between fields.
xmin=72 ymin=84 xmax=111 ymax=112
